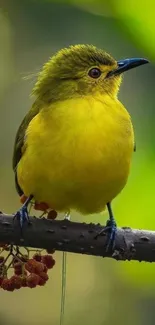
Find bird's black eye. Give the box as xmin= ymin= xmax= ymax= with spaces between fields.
xmin=88 ymin=67 xmax=101 ymax=79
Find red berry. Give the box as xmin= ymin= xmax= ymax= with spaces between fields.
xmin=38 ymin=278 xmax=46 ymax=286
xmin=26 ymin=274 xmax=40 ymax=288
xmin=25 ymin=259 xmax=37 ymax=273
xmin=13 ymin=261 xmax=22 ymax=268
xmin=37 ymin=272 xmax=49 ymax=286
xmin=47 ymin=210 xmax=57 ymax=220
xmin=34 ymin=202 xmax=49 ymax=211
xmin=0 ymin=256 xmax=4 ymax=264
xmin=2 ymin=279 xmax=15 ymax=291
xmin=41 ymin=255 xmax=55 ymax=269
xmin=14 ymin=264 xmax=23 ymax=276
xmin=7 ymin=283 xmax=15 ymax=291
xmin=43 ymin=265 xmax=48 ymax=273
xmin=33 ymin=254 xmax=41 ymax=262
xmin=10 ymin=275 xmax=22 ymax=289
xmin=14 ymin=268 xmax=22 ymax=276
xmin=25 ymin=259 xmax=45 ymax=274
xmin=39 ymin=272 xmax=49 ymax=282
xmin=34 ymin=262 xmax=45 ymax=274
xmin=1 ymin=279 xmax=8 ymax=290
xmin=15 ymin=268 xmax=27 ymax=276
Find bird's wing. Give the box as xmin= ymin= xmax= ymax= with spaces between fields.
xmin=12 ymin=102 xmax=40 ymax=195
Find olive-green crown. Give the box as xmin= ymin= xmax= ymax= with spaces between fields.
xmin=32 ymin=44 xmax=115 ymax=100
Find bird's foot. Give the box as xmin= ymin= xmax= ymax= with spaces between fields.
xmin=95 ymin=202 xmax=117 ymax=252
xmin=103 ymin=218 xmax=117 ymax=252
xmin=95 ymin=218 xmax=117 ymax=252
xmin=14 ymin=205 xmax=29 ymax=229
xmin=14 ymin=195 xmax=33 ymax=229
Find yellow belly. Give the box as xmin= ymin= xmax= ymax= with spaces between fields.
xmin=17 ymin=95 xmax=134 ymax=214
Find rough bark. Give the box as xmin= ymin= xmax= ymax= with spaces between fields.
xmin=0 ymin=213 xmax=154 ymax=262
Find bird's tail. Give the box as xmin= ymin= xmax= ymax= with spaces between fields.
xmin=60 ymin=211 xmax=70 ymax=325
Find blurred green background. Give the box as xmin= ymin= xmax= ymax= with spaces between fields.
xmin=0 ymin=0 xmax=155 ymax=324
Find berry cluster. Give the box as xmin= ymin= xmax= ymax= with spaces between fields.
xmin=0 ymin=245 xmax=55 ymax=291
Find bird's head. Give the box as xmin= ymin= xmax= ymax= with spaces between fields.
xmin=33 ymin=44 xmax=148 ymax=102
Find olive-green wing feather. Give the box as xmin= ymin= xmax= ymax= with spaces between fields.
xmin=13 ymin=102 xmax=40 ymax=195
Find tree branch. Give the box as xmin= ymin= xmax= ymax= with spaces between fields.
xmin=0 ymin=212 xmax=154 ymax=262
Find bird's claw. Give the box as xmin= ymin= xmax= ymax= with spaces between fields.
xmin=13 ymin=195 xmax=33 ymax=230
xmin=14 ymin=205 xmax=29 ymax=229
xmin=104 ymin=218 xmax=117 ymax=252
xmin=95 ymin=218 xmax=117 ymax=252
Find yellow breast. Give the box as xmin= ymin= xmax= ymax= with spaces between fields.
xmin=17 ymin=94 xmax=134 ymax=214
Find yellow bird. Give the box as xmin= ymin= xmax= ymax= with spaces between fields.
xmin=13 ymin=44 xmax=148 ymax=247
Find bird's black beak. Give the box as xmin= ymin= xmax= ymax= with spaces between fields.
xmin=107 ymin=58 xmax=149 ymax=78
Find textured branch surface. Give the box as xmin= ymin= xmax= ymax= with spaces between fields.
xmin=0 ymin=213 xmax=154 ymax=262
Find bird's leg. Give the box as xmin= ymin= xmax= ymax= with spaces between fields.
xmin=105 ymin=202 xmax=117 ymax=251
xmin=95 ymin=202 xmax=117 ymax=252
xmin=14 ymin=194 xmax=33 ymax=229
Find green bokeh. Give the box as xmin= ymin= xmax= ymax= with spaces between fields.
xmin=39 ymin=0 xmax=155 ymax=58
xmin=110 ymin=0 xmax=155 ymax=59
